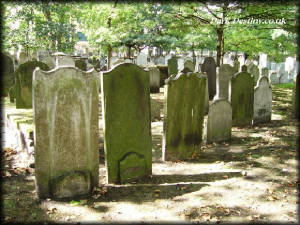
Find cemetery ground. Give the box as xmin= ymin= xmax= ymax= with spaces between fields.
xmin=1 ymin=84 xmax=299 ymax=224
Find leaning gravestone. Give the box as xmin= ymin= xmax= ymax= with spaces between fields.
xmin=163 ymin=72 xmax=206 ymax=161
xmin=201 ymin=57 xmax=217 ymax=100
xmin=149 ymin=66 xmax=160 ymax=93
xmin=216 ymin=64 xmax=235 ymax=101
xmin=207 ymin=99 xmax=232 ymax=143
xmin=253 ymin=76 xmax=272 ymax=124
xmin=33 ymin=67 xmax=99 ymax=199
xmin=247 ymin=62 xmax=260 ymax=84
xmin=231 ymin=72 xmax=254 ymax=126
xmin=15 ymin=61 xmax=49 ymax=109
xmin=101 ymin=63 xmax=152 ymax=184
xmin=167 ymin=56 xmax=178 ymax=76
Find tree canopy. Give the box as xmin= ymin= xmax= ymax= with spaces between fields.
xmin=2 ymin=1 xmax=298 ymax=64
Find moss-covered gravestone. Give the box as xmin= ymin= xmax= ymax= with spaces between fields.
xmin=207 ymin=99 xmax=232 ymax=143
xmin=75 ymin=59 xmax=87 ymax=71
xmin=167 ymin=56 xmax=178 ymax=76
xmin=216 ymin=64 xmax=235 ymax=101
xmin=201 ymin=57 xmax=216 ymax=100
xmin=253 ymin=76 xmax=272 ymax=124
xmin=231 ymin=72 xmax=254 ymax=126
xmin=15 ymin=61 xmax=49 ymax=109
xmin=163 ymin=72 xmax=206 ymax=161
xmin=149 ymin=66 xmax=160 ymax=93
xmin=101 ymin=63 xmax=152 ymax=184
xmin=33 ymin=67 xmax=99 ymax=199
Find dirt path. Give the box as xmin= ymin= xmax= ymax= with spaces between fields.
xmin=1 ymin=84 xmax=299 ymax=223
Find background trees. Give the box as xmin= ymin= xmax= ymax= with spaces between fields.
xmin=2 ymin=1 xmax=298 ymax=63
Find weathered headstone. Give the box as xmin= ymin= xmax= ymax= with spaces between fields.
xmin=41 ymin=56 xmax=56 ymax=70
xmin=247 ymin=62 xmax=260 ymax=84
xmin=207 ymin=99 xmax=232 ymax=143
xmin=231 ymin=72 xmax=254 ymax=126
xmin=33 ymin=67 xmax=99 ymax=199
xmin=233 ymin=59 xmax=240 ymax=73
xmin=75 ymin=58 xmax=88 ymax=71
xmin=177 ymin=57 xmax=184 ymax=72
xmin=269 ymin=71 xmax=279 ymax=84
xmin=163 ymin=72 xmax=206 ymax=161
xmin=201 ymin=57 xmax=216 ymax=100
xmin=136 ymin=53 xmax=148 ymax=66
xmin=154 ymin=56 xmax=165 ymax=65
xmin=149 ymin=66 xmax=160 ymax=93
xmin=253 ymin=76 xmax=272 ymax=124
xmin=183 ymin=60 xmax=195 ymax=72
xmin=15 ymin=61 xmax=49 ymax=109
xmin=168 ymin=56 xmax=178 ymax=76
xmin=101 ymin=63 xmax=152 ymax=184
xmin=56 ymin=55 xmax=75 ymax=67
xmin=216 ymin=64 xmax=235 ymax=101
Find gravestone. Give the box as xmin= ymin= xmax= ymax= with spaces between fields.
xmin=18 ymin=52 xmax=28 ymax=64
xmin=75 ymin=59 xmax=87 ymax=71
xmin=33 ymin=67 xmax=99 ymax=199
xmin=253 ymin=76 xmax=272 ymax=124
xmin=233 ymin=59 xmax=240 ymax=73
xmin=183 ymin=60 xmax=195 ymax=72
xmin=41 ymin=56 xmax=56 ymax=70
xmin=207 ymin=99 xmax=232 ymax=143
xmin=136 ymin=53 xmax=148 ymax=66
xmin=269 ymin=71 xmax=280 ymax=84
xmin=177 ymin=57 xmax=184 ymax=72
xmin=201 ymin=57 xmax=217 ymax=100
xmin=247 ymin=62 xmax=260 ymax=84
xmin=149 ymin=66 xmax=160 ymax=93
xmin=231 ymin=72 xmax=254 ymax=126
xmin=261 ymin=67 xmax=269 ymax=77
xmin=154 ymin=56 xmax=165 ymax=65
xmin=216 ymin=64 xmax=235 ymax=101
xmin=56 ymin=55 xmax=75 ymax=67
xmin=101 ymin=63 xmax=152 ymax=184
xmin=157 ymin=65 xmax=169 ymax=87
xmin=163 ymin=72 xmax=207 ymax=161
xmin=167 ymin=56 xmax=178 ymax=76
xmin=15 ymin=61 xmax=49 ymax=109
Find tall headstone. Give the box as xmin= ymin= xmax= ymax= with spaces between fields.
xmin=149 ymin=66 xmax=160 ymax=93
xmin=136 ymin=53 xmax=148 ymax=66
xmin=33 ymin=67 xmax=99 ymax=199
xmin=253 ymin=76 xmax=272 ymax=124
xmin=167 ymin=56 xmax=178 ymax=76
xmin=207 ymin=99 xmax=232 ymax=143
xmin=201 ymin=57 xmax=217 ymax=100
xmin=15 ymin=61 xmax=49 ymax=109
xmin=231 ymin=72 xmax=254 ymax=126
xmin=101 ymin=63 xmax=152 ymax=184
xmin=163 ymin=72 xmax=206 ymax=161
xmin=247 ymin=62 xmax=260 ymax=84
xmin=216 ymin=64 xmax=235 ymax=101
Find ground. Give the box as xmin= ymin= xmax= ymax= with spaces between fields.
xmin=1 ymin=83 xmax=299 ymax=223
